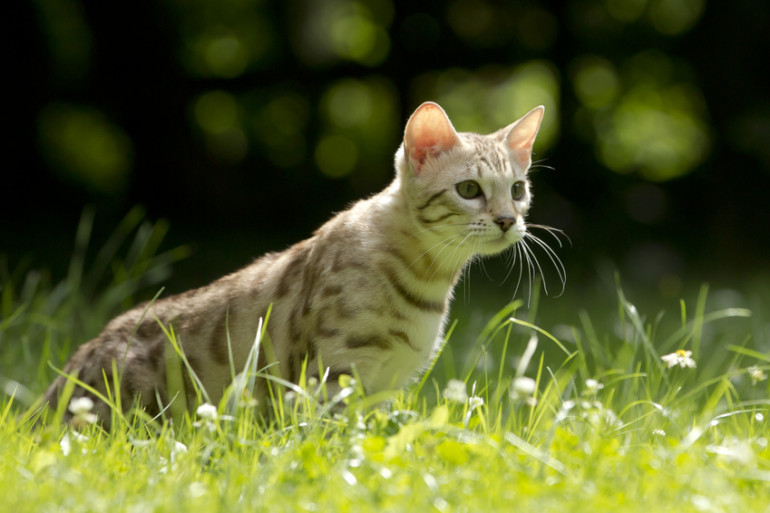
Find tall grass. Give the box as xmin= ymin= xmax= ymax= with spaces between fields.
xmin=1 ymin=213 xmax=768 ymax=512
xmin=0 ymin=207 xmax=189 ymax=400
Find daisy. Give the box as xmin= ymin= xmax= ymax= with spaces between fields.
xmin=661 ymin=349 xmax=696 ymax=369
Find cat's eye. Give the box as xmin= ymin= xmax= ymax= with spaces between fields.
xmin=511 ymin=181 xmax=526 ymax=200
xmin=456 ymin=180 xmax=482 ymax=199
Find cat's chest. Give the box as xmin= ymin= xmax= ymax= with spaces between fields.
xmin=365 ymin=311 xmax=446 ymax=392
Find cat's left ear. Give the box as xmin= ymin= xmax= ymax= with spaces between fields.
xmin=503 ymin=105 xmax=545 ymax=170
xmin=404 ymin=102 xmax=461 ymax=174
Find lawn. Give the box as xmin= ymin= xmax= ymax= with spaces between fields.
xmin=1 ymin=211 xmax=769 ymax=512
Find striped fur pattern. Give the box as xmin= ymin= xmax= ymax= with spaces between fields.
xmin=42 ymin=102 xmax=546 ymax=427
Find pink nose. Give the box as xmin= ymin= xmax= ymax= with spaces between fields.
xmin=494 ymin=216 xmax=516 ymax=232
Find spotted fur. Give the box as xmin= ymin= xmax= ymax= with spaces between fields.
xmin=42 ymin=102 xmax=546 ymax=427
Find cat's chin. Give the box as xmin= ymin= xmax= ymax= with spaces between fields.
xmin=478 ymin=234 xmax=522 ymax=256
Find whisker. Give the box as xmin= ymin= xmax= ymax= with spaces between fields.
xmin=529 ymin=158 xmax=555 ymax=173
xmin=509 ymin=244 xmax=522 ymax=300
xmin=526 ymin=224 xmax=571 ymax=248
xmin=497 ymin=243 xmax=519 ymax=286
xmin=510 ymin=241 xmax=533 ymax=306
xmin=418 ymin=236 xmax=467 ymax=296
xmin=450 ymin=233 xmax=474 ymax=281
xmin=524 ymin=233 xmax=567 ymax=297
xmin=529 ymin=234 xmax=567 ymax=286
xmin=520 ymin=239 xmax=545 ymax=301
xmin=414 ymin=235 xmax=460 ymax=275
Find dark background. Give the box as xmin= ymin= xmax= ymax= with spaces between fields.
xmin=4 ymin=0 xmax=770 ymax=303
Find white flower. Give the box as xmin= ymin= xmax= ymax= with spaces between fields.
xmin=510 ymin=377 xmax=537 ymax=406
xmin=442 ymin=379 xmax=468 ymax=403
xmin=196 ymin=403 xmax=218 ymax=421
xmin=68 ymin=396 xmax=97 ymax=424
xmin=585 ymin=379 xmax=604 ymax=394
xmin=60 ymin=431 xmax=89 ymax=456
xmin=748 ymin=366 xmax=767 ymax=385
xmin=512 ymin=377 xmax=536 ymax=396
xmin=69 ymin=396 xmax=94 ymax=415
xmin=171 ymin=441 xmax=188 ymax=458
xmin=661 ymin=349 xmax=696 ymax=369
xmin=468 ymin=396 xmax=484 ymax=409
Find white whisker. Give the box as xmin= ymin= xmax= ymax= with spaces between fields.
xmin=526 ymin=224 xmax=571 ymax=248
xmin=524 ymin=233 xmax=567 ymax=297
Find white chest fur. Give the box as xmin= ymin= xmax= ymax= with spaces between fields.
xmin=364 ymin=311 xmax=445 ymax=392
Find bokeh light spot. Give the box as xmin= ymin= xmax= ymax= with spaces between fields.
xmin=193 ymin=91 xmax=249 ymax=164
xmin=648 ymin=0 xmax=704 ymax=35
xmin=572 ymin=56 xmax=619 ymax=109
xmin=418 ymin=62 xmax=560 ymax=152
xmin=326 ymin=80 xmax=374 ymax=128
xmin=596 ymin=83 xmax=710 ymax=181
xmin=38 ymin=103 xmax=133 ymax=194
xmin=292 ymin=0 xmax=391 ymax=67
xmin=194 ymin=91 xmax=240 ymax=134
xmin=604 ymin=0 xmax=647 ymax=22
xmin=253 ymin=92 xmax=310 ymax=168
xmin=315 ymin=135 xmax=358 ymax=178
xmin=202 ymin=33 xmax=249 ymax=78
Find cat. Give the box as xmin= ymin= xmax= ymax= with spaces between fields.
xmin=41 ymin=101 xmax=548 ymax=428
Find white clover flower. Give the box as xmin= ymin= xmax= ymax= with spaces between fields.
xmin=196 ymin=403 xmax=218 ymax=421
xmin=68 ymin=396 xmax=97 ymax=425
xmin=171 ymin=441 xmax=188 ymax=458
xmin=442 ymin=379 xmax=468 ymax=403
xmin=748 ymin=365 xmax=767 ymax=386
xmin=661 ymin=349 xmax=696 ymax=369
xmin=468 ymin=396 xmax=485 ymax=410
xmin=512 ymin=377 xmax=536 ymax=397
xmin=510 ymin=377 xmax=537 ymax=406
xmin=69 ymin=396 xmax=94 ymax=415
xmin=585 ymin=379 xmax=604 ymax=394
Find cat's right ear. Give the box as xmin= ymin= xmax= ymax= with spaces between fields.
xmin=504 ymin=105 xmax=545 ymax=170
xmin=404 ymin=102 xmax=461 ymax=174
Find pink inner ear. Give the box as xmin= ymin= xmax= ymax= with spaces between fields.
xmin=506 ymin=106 xmax=544 ymax=168
xmin=405 ymin=103 xmax=460 ymax=173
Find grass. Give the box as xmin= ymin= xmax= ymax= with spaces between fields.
xmin=1 ymin=212 xmax=770 ymax=512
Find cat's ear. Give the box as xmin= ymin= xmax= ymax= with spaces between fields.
xmin=404 ymin=102 xmax=461 ymax=174
xmin=504 ymin=105 xmax=545 ymax=170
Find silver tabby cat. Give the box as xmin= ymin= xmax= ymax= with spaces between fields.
xmin=43 ymin=101 xmax=546 ymax=427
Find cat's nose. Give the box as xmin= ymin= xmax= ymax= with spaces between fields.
xmin=494 ymin=216 xmax=517 ymax=232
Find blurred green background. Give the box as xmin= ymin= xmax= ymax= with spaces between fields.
xmin=5 ymin=0 xmax=770 ymax=302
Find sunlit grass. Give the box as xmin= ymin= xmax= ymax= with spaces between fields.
xmin=1 ymin=215 xmax=769 ymax=512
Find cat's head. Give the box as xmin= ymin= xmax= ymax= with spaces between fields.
xmin=396 ymin=101 xmax=545 ymax=257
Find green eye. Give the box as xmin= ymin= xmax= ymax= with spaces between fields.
xmin=511 ymin=181 xmax=526 ymax=200
xmin=456 ymin=180 xmax=481 ymax=199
